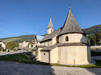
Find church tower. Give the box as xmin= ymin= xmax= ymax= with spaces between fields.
xmin=47 ymin=17 xmax=53 ymax=34
xmin=58 ymin=7 xmax=91 ymax=65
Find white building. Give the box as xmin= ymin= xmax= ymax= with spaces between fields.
xmin=0 ymin=41 xmax=6 ymax=49
xmin=36 ymin=7 xmax=91 ymax=65
xmin=19 ymin=41 xmax=29 ymax=48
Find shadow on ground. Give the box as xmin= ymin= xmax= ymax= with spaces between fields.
xmin=0 ymin=61 xmax=55 ymax=75
xmin=0 ymin=61 xmax=101 ymax=75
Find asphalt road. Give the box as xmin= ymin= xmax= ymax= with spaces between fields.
xmin=0 ymin=61 xmax=101 ymax=75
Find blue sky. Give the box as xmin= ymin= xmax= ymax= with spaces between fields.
xmin=0 ymin=0 xmax=101 ymax=38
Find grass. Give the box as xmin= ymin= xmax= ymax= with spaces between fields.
xmin=2 ymin=38 xmax=20 ymax=42
xmin=0 ymin=54 xmax=101 ymax=68
xmin=50 ymin=60 xmax=101 ymax=68
xmin=0 ymin=54 xmax=49 ymax=65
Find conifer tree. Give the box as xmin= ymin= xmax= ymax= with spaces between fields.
xmin=96 ymin=32 xmax=101 ymax=45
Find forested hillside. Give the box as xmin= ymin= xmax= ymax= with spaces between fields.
xmin=82 ymin=24 xmax=101 ymax=34
xmin=0 ymin=35 xmax=36 ymax=43
xmin=0 ymin=24 xmax=101 ymax=43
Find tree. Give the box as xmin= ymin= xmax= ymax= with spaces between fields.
xmin=0 ymin=44 xmax=4 ymax=51
xmin=86 ymin=34 xmax=90 ymax=45
xmin=89 ymin=34 xmax=96 ymax=46
xmin=6 ymin=42 xmax=19 ymax=50
xmin=96 ymin=32 xmax=101 ymax=45
xmin=0 ymin=44 xmax=2 ymax=48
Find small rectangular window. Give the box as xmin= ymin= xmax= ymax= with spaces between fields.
xmin=66 ymin=36 xmax=69 ymax=41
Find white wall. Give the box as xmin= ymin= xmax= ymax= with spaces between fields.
xmin=50 ymin=47 xmax=58 ymax=63
xmin=0 ymin=42 xmax=6 ymax=49
xmin=52 ymin=36 xmax=57 ymax=45
xmin=48 ymin=28 xmax=53 ymax=34
xmin=41 ymin=51 xmax=49 ymax=63
xmin=41 ymin=41 xmax=52 ymax=46
xmin=19 ymin=41 xmax=29 ymax=48
xmin=59 ymin=33 xmax=86 ymax=44
xmin=37 ymin=48 xmax=43 ymax=60
xmin=58 ymin=46 xmax=91 ymax=65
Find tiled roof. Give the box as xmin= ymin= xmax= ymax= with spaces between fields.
xmin=36 ymin=35 xmax=44 ymax=41
xmin=59 ymin=8 xmax=83 ymax=35
xmin=40 ymin=29 xmax=61 ymax=42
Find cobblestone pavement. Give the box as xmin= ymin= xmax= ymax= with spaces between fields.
xmin=0 ymin=61 xmax=101 ymax=75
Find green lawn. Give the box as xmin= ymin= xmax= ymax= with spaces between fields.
xmin=2 ymin=38 xmax=21 ymax=42
xmin=0 ymin=54 xmax=101 ymax=68
xmin=50 ymin=60 xmax=101 ymax=68
xmin=0 ymin=54 xmax=49 ymax=65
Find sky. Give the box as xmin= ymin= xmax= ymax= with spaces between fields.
xmin=0 ymin=0 xmax=101 ymax=38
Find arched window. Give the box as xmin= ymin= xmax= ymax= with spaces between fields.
xmin=65 ymin=36 xmax=69 ymax=41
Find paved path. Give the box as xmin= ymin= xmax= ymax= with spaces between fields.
xmin=0 ymin=50 xmax=31 ymax=56
xmin=92 ymin=56 xmax=101 ymax=60
xmin=0 ymin=61 xmax=101 ymax=75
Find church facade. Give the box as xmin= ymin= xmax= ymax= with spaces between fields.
xmin=36 ymin=8 xmax=91 ymax=65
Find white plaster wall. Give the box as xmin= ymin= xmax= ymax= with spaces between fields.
xmin=19 ymin=41 xmax=29 ymax=48
xmin=48 ymin=28 xmax=53 ymax=34
xmin=29 ymin=45 xmax=31 ymax=48
xmin=50 ymin=47 xmax=58 ymax=63
xmin=0 ymin=42 xmax=6 ymax=49
xmin=41 ymin=41 xmax=52 ymax=46
xmin=49 ymin=41 xmax=52 ymax=46
xmin=42 ymin=36 xmax=57 ymax=46
xmin=52 ymin=36 xmax=57 ymax=45
xmin=58 ymin=46 xmax=91 ymax=65
xmin=75 ymin=46 xmax=91 ymax=64
xmin=37 ymin=48 xmax=43 ymax=61
xmin=59 ymin=33 xmax=86 ymax=43
xmin=41 ymin=51 xmax=49 ymax=63
xmin=40 ymin=43 xmax=44 ymax=46
xmin=58 ymin=46 xmax=75 ymax=64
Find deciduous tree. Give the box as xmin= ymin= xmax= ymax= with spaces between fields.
xmin=96 ymin=32 xmax=101 ymax=45
xmin=6 ymin=42 xmax=19 ymax=50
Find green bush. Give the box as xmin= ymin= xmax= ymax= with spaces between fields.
xmin=6 ymin=42 xmax=19 ymax=50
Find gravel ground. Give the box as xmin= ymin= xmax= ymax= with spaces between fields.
xmin=0 ymin=61 xmax=101 ymax=75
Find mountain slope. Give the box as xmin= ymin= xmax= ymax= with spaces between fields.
xmin=82 ymin=24 xmax=101 ymax=34
xmin=0 ymin=24 xmax=101 ymax=43
xmin=0 ymin=35 xmax=36 ymax=43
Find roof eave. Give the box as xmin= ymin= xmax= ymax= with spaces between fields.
xmin=40 ymin=39 xmax=52 ymax=43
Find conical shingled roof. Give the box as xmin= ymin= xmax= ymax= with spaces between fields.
xmin=60 ymin=8 xmax=83 ymax=35
xmin=48 ymin=17 xmax=53 ymax=29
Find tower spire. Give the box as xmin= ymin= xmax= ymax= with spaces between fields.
xmin=47 ymin=17 xmax=54 ymax=34
xmin=48 ymin=17 xmax=53 ymax=29
xmin=69 ymin=3 xmax=71 ymax=9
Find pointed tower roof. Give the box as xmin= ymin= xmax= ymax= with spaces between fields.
xmin=60 ymin=7 xmax=83 ymax=35
xmin=48 ymin=17 xmax=53 ymax=29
